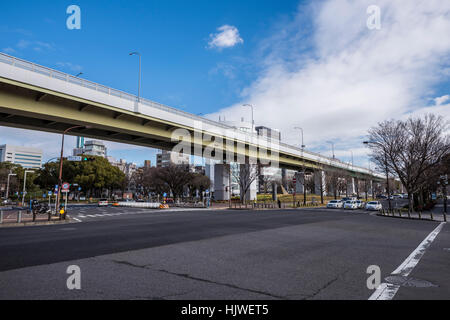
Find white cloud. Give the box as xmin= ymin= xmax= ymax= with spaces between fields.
xmin=208 ymin=25 xmax=244 ymax=50
xmin=208 ymin=0 xmax=450 ymax=166
xmin=2 ymin=47 xmax=15 ymax=54
xmin=55 ymin=62 xmax=83 ymax=73
xmin=15 ymin=40 xmax=54 ymax=52
xmin=434 ymin=95 xmax=450 ymax=106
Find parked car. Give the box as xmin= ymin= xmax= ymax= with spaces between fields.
xmin=98 ymin=198 xmax=109 ymax=207
xmin=356 ymin=200 xmax=365 ymax=209
xmin=344 ymin=200 xmax=358 ymax=210
xmin=366 ymin=201 xmax=383 ymax=211
xmin=327 ymin=200 xmax=343 ymax=209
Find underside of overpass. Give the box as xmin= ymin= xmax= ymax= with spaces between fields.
xmin=0 ymin=76 xmax=383 ymax=182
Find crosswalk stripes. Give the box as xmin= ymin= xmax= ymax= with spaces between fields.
xmin=71 ymin=207 xmax=205 ymax=222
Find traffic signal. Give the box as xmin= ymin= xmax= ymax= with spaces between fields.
xmin=82 ymin=156 xmax=95 ymax=162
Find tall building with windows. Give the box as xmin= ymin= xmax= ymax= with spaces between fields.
xmin=0 ymin=144 xmax=43 ymax=169
xmin=156 ymin=150 xmax=190 ymax=167
xmin=73 ymin=140 xmax=107 ymax=158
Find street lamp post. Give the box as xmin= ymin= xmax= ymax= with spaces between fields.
xmin=350 ymin=151 xmax=354 ymax=169
xmin=294 ymin=127 xmax=307 ymax=205
xmin=5 ymin=173 xmax=17 ymax=200
xmin=327 ymin=141 xmax=335 ymax=159
xmin=21 ymin=170 xmax=34 ymax=206
xmin=242 ymin=104 xmax=255 ymax=133
xmin=55 ymin=126 xmax=89 ymax=218
xmin=129 ymin=52 xmax=142 ymax=104
xmin=363 ymin=141 xmax=392 ymax=211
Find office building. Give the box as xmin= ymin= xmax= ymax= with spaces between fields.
xmin=156 ymin=150 xmax=190 ymax=167
xmin=0 ymin=144 xmax=43 ymax=169
xmin=73 ymin=140 xmax=107 ymax=158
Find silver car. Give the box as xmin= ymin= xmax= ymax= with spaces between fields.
xmin=327 ymin=200 xmax=343 ymax=209
xmin=344 ymin=200 xmax=358 ymax=210
xmin=366 ymin=201 xmax=382 ymax=211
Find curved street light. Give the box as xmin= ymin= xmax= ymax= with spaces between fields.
xmin=129 ymin=52 xmax=142 ymax=104
xmin=55 ymin=125 xmax=91 ymax=218
xmin=242 ymin=104 xmax=255 ymax=133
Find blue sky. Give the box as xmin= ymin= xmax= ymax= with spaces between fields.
xmin=1 ymin=0 xmax=299 ymax=112
xmin=1 ymin=0 xmax=449 ymax=168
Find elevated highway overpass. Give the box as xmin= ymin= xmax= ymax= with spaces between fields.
xmin=0 ymin=53 xmax=384 ymax=198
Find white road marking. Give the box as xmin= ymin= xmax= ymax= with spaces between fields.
xmin=369 ymin=222 xmax=446 ymax=300
xmin=78 ymin=215 xmax=86 ymax=218
xmin=72 ymin=217 xmax=82 ymax=222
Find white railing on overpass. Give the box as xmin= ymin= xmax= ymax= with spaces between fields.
xmin=0 ymin=52 xmax=381 ymax=178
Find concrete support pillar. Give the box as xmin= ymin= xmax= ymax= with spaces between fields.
xmin=347 ymin=177 xmax=355 ymax=196
xmin=368 ymin=180 xmax=373 ymax=197
xmin=282 ymin=169 xmax=288 ymax=191
xmin=314 ymin=170 xmax=326 ymax=196
xmin=355 ymin=178 xmax=360 ymax=198
xmin=295 ymin=172 xmax=305 ymax=194
xmin=214 ymin=163 xmax=230 ymax=201
xmin=240 ymin=164 xmax=257 ymax=201
xmin=272 ymin=182 xmax=277 ymax=201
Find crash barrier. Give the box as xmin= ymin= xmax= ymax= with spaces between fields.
xmin=380 ymin=209 xmax=447 ymax=222
xmin=228 ymin=202 xmax=322 ymax=209
xmin=116 ymin=202 xmax=161 ymax=209
xmin=0 ymin=209 xmax=54 ymax=224
xmin=170 ymin=203 xmax=206 ymax=208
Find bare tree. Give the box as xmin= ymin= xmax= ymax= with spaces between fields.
xmin=232 ymin=164 xmax=258 ymax=204
xmin=154 ymin=165 xmax=192 ymax=201
xmin=367 ymin=114 xmax=450 ymax=212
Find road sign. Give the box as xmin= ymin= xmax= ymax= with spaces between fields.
xmin=62 ymin=182 xmax=70 ymax=192
xmin=68 ymin=156 xmax=82 ymax=162
xmin=48 ymin=191 xmax=53 ymax=196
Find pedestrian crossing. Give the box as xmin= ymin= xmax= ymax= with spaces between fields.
xmin=69 ymin=207 xmax=206 ymax=222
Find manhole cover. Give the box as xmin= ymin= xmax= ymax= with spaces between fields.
xmin=385 ymin=275 xmax=437 ymax=288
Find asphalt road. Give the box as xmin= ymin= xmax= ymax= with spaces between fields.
xmin=0 ymin=207 xmax=448 ymax=300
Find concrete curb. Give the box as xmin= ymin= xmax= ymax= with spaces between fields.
xmin=0 ymin=218 xmax=72 ymax=228
xmin=376 ymin=213 xmax=446 ymax=223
